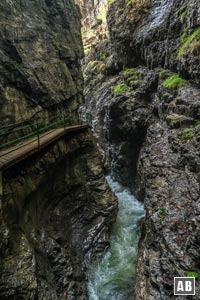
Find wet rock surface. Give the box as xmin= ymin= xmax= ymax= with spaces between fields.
xmin=0 ymin=129 xmax=117 ymax=300
xmin=0 ymin=1 xmax=118 ymax=299
xmin=0 ymin=0 xmax=84 ymax=126
xmin=84 ymin=64 xmax=200 ymax=299
xmin=80 ymin=0 xmax=200 ymax=298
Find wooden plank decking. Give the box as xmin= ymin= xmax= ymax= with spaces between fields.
xmin=0 ymin=125 xmax=89 ymax=170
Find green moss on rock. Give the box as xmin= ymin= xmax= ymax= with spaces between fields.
xmin=178 ymin=129 xmax=195 ymax=140
xmin=121 ymin=68 xmax=140 ymax=76
xmin=180 ymin=9 xmax=187 ymax=23
xmin=159 ymin=69 xmax=168 ymax=78
xmin=114 ymin=83 xmax=129 ymax=94
xmin=163 ymin=75 xmax=186 ymax=90
xmin=107 ymin=0 xmax=115 ymax=6
xmin=178 ymin=27 xmax=200 ymax=58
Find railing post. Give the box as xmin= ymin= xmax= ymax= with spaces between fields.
xmin=63 ymin=114 xmax=66 ymax=131
xmin=77 ymin=112 xmax=79 ymax=124
xmin=36 ymin=123 xmax=40 ymax=149
xmin=0 ymin=171 xmax=3 ymax=196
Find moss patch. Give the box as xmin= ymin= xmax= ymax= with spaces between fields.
xmin=107 ymin=0 xmax=115 ymax=6
xmin=178 ymin=129 xmax=195 ymax=140
xmin=159 ymin=69 xmax=168 ymax=78
xmin=178 ymin=27 xmax=200 ymax=58
xmin=195 ymin=120 xmax=200 ymax=126
xmin=185 ymin=272 xmax=199 ymax=279
xmin=114 ymin=83 xmax=129 ymax=94
xmin=163 ymin=75 xmax=186 ymax=90
xmin=121 ymin=68 xmax=140 ymax=76
xmin=180 ymin=9 xmax=187 ymax=23
xmin=158 ymin=208 xmax=165 ymax=222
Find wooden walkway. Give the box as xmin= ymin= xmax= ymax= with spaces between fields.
xmin=0 ymin=125 xmax=89 ymax=171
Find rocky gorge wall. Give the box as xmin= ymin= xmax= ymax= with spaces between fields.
xmin=0 ymin=128 xmax=117 ymax=300
xmin=80 ymin=0 xmax=200 ymax=298
xmin=0 ymin=1 xmax=118 ymax=300
xmin=0 ymin=0 xmax=84 ymax=126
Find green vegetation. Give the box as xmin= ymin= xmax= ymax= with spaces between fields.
xmin=99 ymin=63 xmax=106 ymax=72
xmin=99 ymin=52 xmax=106 ymax=60
xmin=121 ymin=68 xmax=140 ymax=76
xmin=185 ymin=272 xmax=199 ymax=279
xmin=180 ymin=9 xmax=187 ymax=23
xmin=178 ymin=129 xmax=195 ymax=140
xmin=163 ymin=75 xmax=186 ymax=90
xmin=119 ymin=68 xmax=142 ymax=89
xmin=114 ymin=83 xmax=129 ymax=94
xmin=158 ymin=208 xmax=165 ymax=222
xmin=87 ymin=60 xmax=106 ymax=74
xmin=44 ymin=63 xmax=50 ymax=70
xmin=178 ymin=27 xmax=200 ymax=58
xmin=53 ymin=38 xmax=61 ymax=50
xmin=88 ymin=60 xmax=100 ymax=69
xmin=159 ymin=69 xmax=168 ymax=78
xmin=126 ymin=0 xmax=136 ymax=6
xmin=128 ymin=78 xmax=139 ymax=87
xmin=181 ymin=30 xmax=188 ymax=43
xmin=107 ymin=0 xmax=115 ymax=6
xmin=84 ymin=44 xmax=92 ymax=55
xmin=195 ymin=120 xmax=200 ymax=126
xmin=97 ymin=6 xmax=107 ymax=22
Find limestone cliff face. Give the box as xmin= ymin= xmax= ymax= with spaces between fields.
xmin=78 ymin=0 xmax=108 ymax=32
xmin=0 ymin=129 xmax=117 ymax=300
xmin=0 ymin=1 xmax=118 ymax=300
xmin=0 ymin=0 xmax=84 ymax=126
xmin=107 ymin=0 xmax=200 ymax=83
xmin=81 ymin=0 xmax=200 ymax=299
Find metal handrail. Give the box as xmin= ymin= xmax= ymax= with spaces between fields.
xmin=0 ymin=114 xmax=60 ymax=136
xmin=0 ymin=112 xmax=93 ymax=158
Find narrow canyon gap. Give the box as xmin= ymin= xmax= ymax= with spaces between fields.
xmin=0 ymin=0 xmax=200 ymax=300
xmin=79 ymin=0 xmax=200 ymax=299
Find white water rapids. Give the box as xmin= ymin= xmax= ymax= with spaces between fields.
xmin=88 ymin=176 xmax=145 ymax=300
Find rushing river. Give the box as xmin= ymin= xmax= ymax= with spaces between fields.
xmin=88 ymin=176 xmax=145 ymax=300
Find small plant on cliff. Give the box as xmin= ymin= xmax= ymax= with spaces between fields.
xmin=178 ymin=129 xmax=195 ymax=140
xmin=178 ymin=27 xmax=200 ymax=58
xmin=114 ymin=83 xmax=129 ymax=94
xmin=99 ymin=52 xmax=106 ymax=60
xmin=122 ymin=68 xmax=140 ymax=76
xmin=195 ymin=120 xmax=200 ymax=126
xmin=107 ymin=0 xmax=115 ymax=6
xmin=44 ymin=63 xmax=50 ymax=70
xmin=180 ymin=8 xmax=187 ymax=23
xmin=185 ymin=272 xmax=199 ymax=279
xmin=88 ymin=60 xmax=100 ymax=70
xmin=158 ymin=208 xmax=165 ymax=222
xmin=159 ymin=69 xmax=168 ymax=78
xmin=99 ymin=63 xmax=106 ymax=73
xmin=163 ymin=75 xmax=186 ymax=90
xmin=128 ymin=78 xmax=139 ymax=88
xmin=52 ymin=33 xmax=62 ymax=51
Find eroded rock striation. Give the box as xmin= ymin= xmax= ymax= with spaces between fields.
xmin=81 ymin=0 xmax=200 ymax=298
xmin=0 ymin=0 xmax=84 ymax=125
xmin=0 ymin=129 xmax=117 ymax=300
xmin=0 ymin=1 xmax=118 ymax=299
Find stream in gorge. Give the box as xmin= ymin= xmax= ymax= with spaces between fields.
xmin=88 ymin=176 xmax=145 ymax=300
